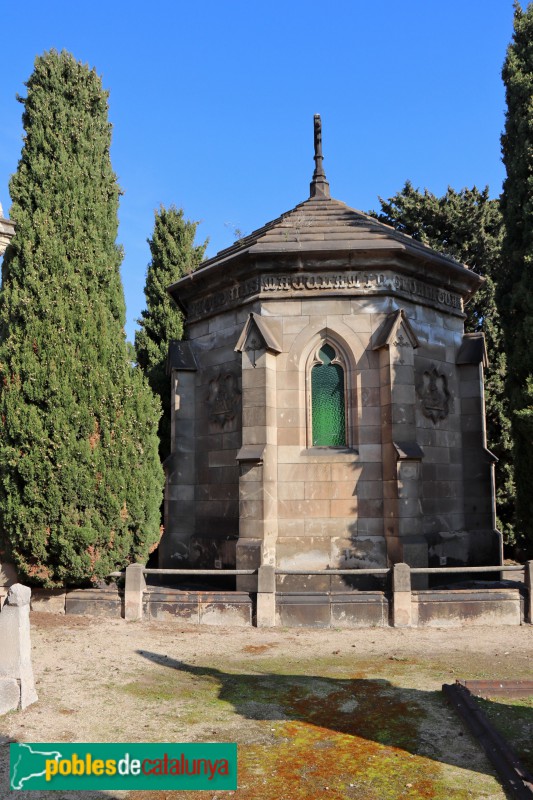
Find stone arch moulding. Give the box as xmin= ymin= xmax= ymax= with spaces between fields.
xmin=294 ymin=325 xmax=359 ymax=451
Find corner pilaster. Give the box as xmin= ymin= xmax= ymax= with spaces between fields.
xmin=457 ymin=333 xmax=501 ymax=564
xmin=374 ymin=310 xmax=426 ymax=572
xmin=161 ymin=342 xmax=198 ymax=568
xmin=235 ymin=314 xmax=281 ymax=590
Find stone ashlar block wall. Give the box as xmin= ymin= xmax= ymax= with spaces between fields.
xmin=162 ymin=305 xmax=250 ymax=569
xmin=164 ymin=292 xmax=499 ymax=582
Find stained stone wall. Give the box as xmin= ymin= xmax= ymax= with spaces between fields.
xmin=164 ymin=286 xmax=499 ymax=581
xmin=162 ymin=307 xmax=250 ymax=569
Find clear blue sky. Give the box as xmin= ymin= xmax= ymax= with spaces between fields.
xmin=0 ymin=1 xmax=516 ymax=342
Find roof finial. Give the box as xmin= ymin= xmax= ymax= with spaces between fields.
xmin=310 ymin=114 xmax=330 ymax=199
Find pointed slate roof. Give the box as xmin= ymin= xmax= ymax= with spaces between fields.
xmin=170 ymin=195 xmax=479 ymax=293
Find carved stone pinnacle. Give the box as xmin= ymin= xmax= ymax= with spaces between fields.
xmin=310 ymin=114 xmax=330 ymax=199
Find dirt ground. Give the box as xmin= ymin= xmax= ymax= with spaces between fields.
xmin=1 ymin=613 xmax=532 ymax=799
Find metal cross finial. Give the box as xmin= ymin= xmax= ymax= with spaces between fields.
xmin=310 ymin=114 xmax=330 ymax=198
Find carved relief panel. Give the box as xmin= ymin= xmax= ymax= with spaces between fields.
xmin=206 ymin=373 xmax=241 ymax=428
xmin=416 ymin=366 xmax=451 ymax=423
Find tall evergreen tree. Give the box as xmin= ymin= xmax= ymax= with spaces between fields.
xmin=375 ymin=183 xmax=515 ymax=544
xmin=0 ymin=50 xmax=164 ymax=586
xmin=135 ymin=206 xmax=206 ymax=461
xmin=500 ymin=2 xmax=533 ymax=554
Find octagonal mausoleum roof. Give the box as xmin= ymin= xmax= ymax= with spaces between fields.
xmin=169 ymin=118 xmax=483 ymax=322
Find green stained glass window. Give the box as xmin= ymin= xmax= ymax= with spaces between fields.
xmin=311 ymin=344 xmax=346 ymax=446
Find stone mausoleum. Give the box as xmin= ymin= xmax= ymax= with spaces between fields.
xmin=162 ymin=117 xmax=500 ymax=592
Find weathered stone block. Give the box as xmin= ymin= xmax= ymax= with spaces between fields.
xmin=277 ymin=427 xmax=303 ymax=446
xmin=342 ymin=312 xmax=373 ymax=332
xmin=358 ymin=498 xmax=384 ymax=517
xmin=283 ymin=315 xmax=310 ymax=334
xmin=331 ymin=462 xmax=361 ymax=482
xmin=278 ymin=518 xmax=306 ymax=537
xmin=331 ymin=536 xmax=387 ymax=568
xmin=242 ymin=369 xmax=268 ymax=389
xmin=304 ymin=517 xmax=354 ymax=537
xmin=275 ymin=370 xmax=300 ymax=390
xmin=305 ymin=480 xmax=355 ymax=500
xmin=360 ymin=368 xmax=381 ymax=388
xmin=278 ymin=481 xmax=305 ymax=500
xmin=276 ymin=409 xmax=300 ymax=428
xmin=278 ymin=498 xmax=330 ymax=519
xmin=208 ymin=449 xmax=238 ymax=468
xmin=414 ymin=589 xmax=521 ymax=627
xmin=358 ymin=444 xmax=382 ymax=462
xmin=223 ymin=431 xmax=242 ymax=450
xmin=278 ymin=463 xmax=331 ymax=483
xmin=0 ymin=678 xmax=20 ymax=715
xmin=277 ymin=594 xmax=331 ymax=627
xmin=361 ymin=406 xmax=382 ymax=428
xmin=392 ymin=564 xmax=412 ymax=627
xmin=262 ymin=299 xmax=302 ymax=316
xmin=30 ymin=588 xmax=66 ymax=614
xmin=277 ymin=389 xmax=301 ymax=409
xmin=330 ymin=498 xmax=357 ymax=517
xmin=242 ymin=425 xmax=276 ymax=445
xmin=358 ymin=426 xmax=382 ymax=445
xmin=236 ymin=539 xmax=261 ymax=591
xmin=243 ymin=406 xmax=268 ymax=427
xmin=357 ymin=517 xmax=384 ymax=536
xmin=257 ymin=592 xmax=276 ymax=627
xmin=277 ymin=537 xmax=330 ymax=570
xmin=200 ymin=599 xmax=251 ymax=626
xmin=168 ymin=484 xmax=195 ymax=504
xmin=0 ymin=585 xmax=38 ymax=709
xmin=331 ymin=594 xmax=388 ymax=627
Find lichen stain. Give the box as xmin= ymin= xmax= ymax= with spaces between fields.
xmin=131 ymin=679 xmax=474 ymax=800
xmin=242 ymin=644 xmax=276 ymax=654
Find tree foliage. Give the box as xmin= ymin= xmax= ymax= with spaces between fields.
xmin=375 ymin=182 xmax=515 ymax=544
xmin=499 ymin=3 xmax=533 ymax=553
xmin=0 ymin=50 xmax=164 ymax=586
xmin=135 ymin=206 xmax=206 ymax=461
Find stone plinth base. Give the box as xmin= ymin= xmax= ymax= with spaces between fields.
xmin=413 ymin=589 xmax=522 ymax=627
xmin=66 ymin=587 xmax=123 ymax=618
xmin=144 ymin=588 xmax=252 ymax=626
xmin=276 ymin=592 xmax=388 ymax=628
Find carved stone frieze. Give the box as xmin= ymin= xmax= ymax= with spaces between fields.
xmin=186 ymin=270 xmax=462 ymax=322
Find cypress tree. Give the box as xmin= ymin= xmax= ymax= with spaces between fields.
xmin=135 ymin=206 xmax=206 ymax=461
xmin=0 ymin=50 xmax=164 ymax=586
xmin=375 ymin=183 xmax=515 ymax=545
xmin=500 ymin=3 xmax=533 ymax=554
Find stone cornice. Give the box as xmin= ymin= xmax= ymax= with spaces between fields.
xmin=178 ymin=264 xmax=468 ymax=323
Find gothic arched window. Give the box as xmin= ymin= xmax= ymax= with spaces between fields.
xmin=311 ymin=343 xmax=346 ymax=447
